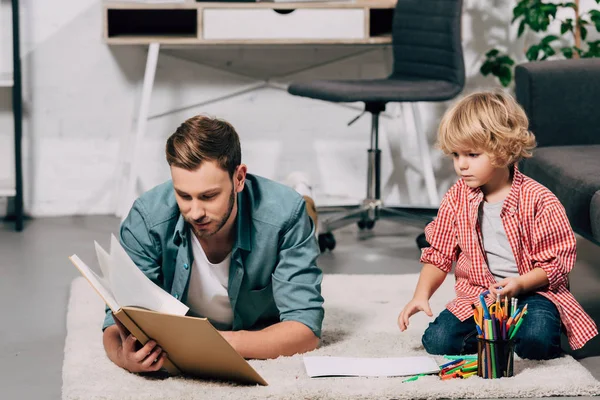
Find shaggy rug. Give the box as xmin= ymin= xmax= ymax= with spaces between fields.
xmin=62 ymin=274 xmax=600 ymax=399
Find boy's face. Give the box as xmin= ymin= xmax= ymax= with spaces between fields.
xmin=451 ymin=149 xmax=499 ymax=189
xmin=171 ymin=160 xmax=246 ymax=239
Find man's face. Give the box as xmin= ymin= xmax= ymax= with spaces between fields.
xmin=171 ymin=161 xmax=244 ymax=239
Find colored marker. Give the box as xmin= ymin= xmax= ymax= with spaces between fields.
xmin=402 ymin=373 xmax=426 ymax=383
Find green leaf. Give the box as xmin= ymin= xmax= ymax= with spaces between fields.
xmin=541 ymin=34 xmax=559 ymax=45
xmin=561 ymin=2 xmax=576 ymax=9
xmin=585 ymin=40 xmax=600 ymax=57
xmin=480 ymin=61 xmax=494 ymax=76
xmin=526 ymin=44 xmax=541 ymax=61
xmin=561 ymin=47 xmax=574 ymax=58
xmin=497 ymin=55 xmax=516 ymax=66
xmin=512 ymin=3 xmax=527 ymax=23
xmin=581 ymin=25 xmax=588 ymax=41
xmin=498 ymin=66 xmax=513 ymax=87
xmin=485 ymin=49 xmax=500 ymax=57
xmin=561 ymin=19 xmax=573 ymax=35
xmin=542 ymin=46 xmax=556 ymax=59
xmin=527 ymin=7 xmax=544 ymax=31
xmin=590 ymin=10 xmax=600 ymax=32
xmin=540 ymin=3 xmax=558 ymax=19
xmin=518 ymin=19 xmax=527 ymax=37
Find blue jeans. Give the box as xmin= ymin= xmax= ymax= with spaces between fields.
xmin=421 ymin=293 xmax=562 ymax=360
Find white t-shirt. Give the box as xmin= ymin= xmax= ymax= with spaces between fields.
xmin=186 ymin=232 xmax=234 ymax=330
xmin=479 ymin=201 xmax=519 ymax=281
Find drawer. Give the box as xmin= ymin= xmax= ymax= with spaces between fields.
xmin=203 ymin=8 xmax=365 ymax=41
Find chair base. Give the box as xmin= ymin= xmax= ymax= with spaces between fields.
xmin=316 ymin=202 xmax=435 ymax=251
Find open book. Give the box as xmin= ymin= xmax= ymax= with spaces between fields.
xmin=69 ymin=234 xmax=267 ymax=386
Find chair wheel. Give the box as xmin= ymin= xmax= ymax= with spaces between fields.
xmin=318 ymin=233 xmax=336 ymax=252
xmin=416 ymin=232 xmax=429 ymax=249
xmin=357 ymin=220 xmax=375 ymax=230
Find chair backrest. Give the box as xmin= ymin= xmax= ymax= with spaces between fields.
xmin=391 ymin=0 xmax=464 ymax=87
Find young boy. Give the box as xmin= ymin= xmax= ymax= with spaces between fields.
xmin=397 ymin=91 xmax=598 ymax=360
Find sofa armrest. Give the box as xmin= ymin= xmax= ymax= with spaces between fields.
xmin=515 ymin=59 xmax=600 ymax=147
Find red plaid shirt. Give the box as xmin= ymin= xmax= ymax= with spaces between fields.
xmin=421 ymin=167 xmax=598 ymax=349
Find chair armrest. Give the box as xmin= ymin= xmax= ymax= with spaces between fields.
xmin=515 ymin=59 xmax=600 ymax=147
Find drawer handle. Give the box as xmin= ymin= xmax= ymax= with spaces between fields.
xmin=273 ymin=9 xmax=296 ymax=15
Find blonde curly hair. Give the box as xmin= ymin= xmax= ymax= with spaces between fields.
xmin=437 ymin=91 xmax=537 ymax=168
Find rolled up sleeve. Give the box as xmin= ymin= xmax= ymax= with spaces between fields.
xmin=272 ymin=199 xmax=324 ymax=338
xmin=420 ymin=192 xmax=459 ymax=273
xmin=531 ymin=203 xmax=576 ymax=291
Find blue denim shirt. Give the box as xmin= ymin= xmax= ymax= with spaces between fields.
xmin=103 ymin=174 xmax=324 ymax=338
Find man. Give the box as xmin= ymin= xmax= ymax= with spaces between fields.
xmin=102 ymin=115 xmax=324 ymax=373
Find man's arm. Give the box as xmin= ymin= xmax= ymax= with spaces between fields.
xmin=219 ymin=321 xmax=318 ymax=359
xmin=228 ymin=196 xmax=323 ymax=359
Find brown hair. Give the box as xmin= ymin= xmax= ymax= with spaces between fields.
xmin=437 ymin=91 xmax=537 ymax=167
xmin=166 ymin=115 xmax=241 ymax=177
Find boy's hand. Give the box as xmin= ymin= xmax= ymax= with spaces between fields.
xmin=397 ymin=297 xmax=433 ymax=332
xmin=489 ymin=277 xmax=524 ymax=299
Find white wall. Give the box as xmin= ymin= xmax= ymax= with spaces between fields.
xmin=0 ymin=0 xmax=596 ymax=217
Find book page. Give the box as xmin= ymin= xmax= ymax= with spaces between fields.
xmin=95 ymin=241 xmax=112 ymax=282
xmin=303 ymin=356 xmax=440 ymax=378
xmin=108 ymin=234 xmax=189 ymax=316
xmin=69 ymin=254 xmax=119 ymax=312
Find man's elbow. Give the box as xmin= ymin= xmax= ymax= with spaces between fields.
xmin=303 ymin=334 xmax=320 ymax=353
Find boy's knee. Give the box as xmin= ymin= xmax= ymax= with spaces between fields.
xmin=514 ymin=332 xmax=561 ymax=360
xmin=514 ymin=337 xmax=561 ymax=360
xmin=422 ymin=324 xmax=461 ymax=355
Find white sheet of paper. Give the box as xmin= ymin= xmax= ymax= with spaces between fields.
xmin=303 ymin=356 xmax=440 ymax=378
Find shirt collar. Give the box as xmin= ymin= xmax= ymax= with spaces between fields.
xmin=466 ymin=164 xmax=523 ymax=216
xmin=171 ymin=190 xmax=252 ymax=252
xmin=233 ymin=190 xmax=252 ymax=252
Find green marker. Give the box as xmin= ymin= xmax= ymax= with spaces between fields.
xmin=402 ymin=373 xmax=426 ymax=383
xmin=509 ymin=313 xmax=527 ymax=340
xmin=444 ymin=355 xmax=477 ymax=361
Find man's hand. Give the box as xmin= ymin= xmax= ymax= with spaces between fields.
xmin=397 ymin=297 xmax=433 ymax=332
xmin=112 ymin=317 xmax=167 ymax=373
xmin=489 ymin=277 xmax=524 ymax=299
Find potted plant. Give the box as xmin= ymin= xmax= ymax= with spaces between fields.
xmin=480 ymin=0 xmax=600 ymax=87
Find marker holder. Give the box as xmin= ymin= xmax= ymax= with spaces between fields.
xmin=477 ymin=337 xmax=514 ymax=379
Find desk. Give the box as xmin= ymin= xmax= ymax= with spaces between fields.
xmin=104 ymin=0 xmax=399 ymax=216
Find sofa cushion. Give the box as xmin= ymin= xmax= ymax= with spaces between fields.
xmin=590 ymin=191 xmax=600 ymax=244
xmin=520 ymin=145 xmax=600 ymax=240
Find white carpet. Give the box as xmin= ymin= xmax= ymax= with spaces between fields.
xmin=62 ymin=274 xmax=600 ymax=399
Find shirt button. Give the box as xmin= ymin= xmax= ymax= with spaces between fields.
xmin=183 ymin=263 xmax=189 ymax=270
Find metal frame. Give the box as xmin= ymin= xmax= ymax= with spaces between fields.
xmin=11 ymin=0 xmax=23 ymax=231
xmin=317 ymin=107 xmax=438 ymax=234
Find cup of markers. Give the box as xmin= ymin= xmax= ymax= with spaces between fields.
xmin=473 ymin=290 xmax=527 ymax=379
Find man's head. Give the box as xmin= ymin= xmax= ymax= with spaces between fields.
xmin=166 ymin=115 xmax=246 ymax=238
xmin=437 ymin=91 xmax=537 ymax=188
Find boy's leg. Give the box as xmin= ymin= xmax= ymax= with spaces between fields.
xmin=513 ymin=293 xmax=562 ymax=360
xmin=422 ymin=309 xmax=478 ymax=355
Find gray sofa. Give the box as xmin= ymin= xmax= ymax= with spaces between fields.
xmin=516 ymin=59 xmax=600 ymax=245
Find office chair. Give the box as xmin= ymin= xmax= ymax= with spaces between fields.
xmin=288 ymin=0 xmax=465 ymax=252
